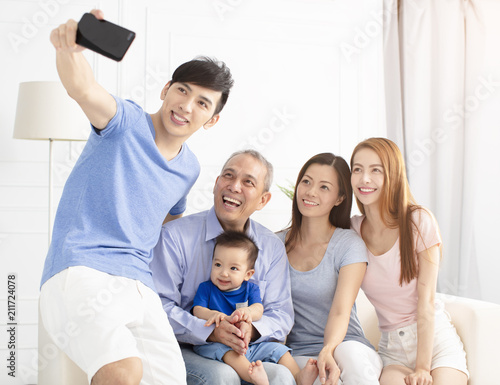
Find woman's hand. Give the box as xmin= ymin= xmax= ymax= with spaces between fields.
xmin=317 ymin=347 xmax=340 ymax=384
xmin=404 ymin=368 xmax=433 ymax=385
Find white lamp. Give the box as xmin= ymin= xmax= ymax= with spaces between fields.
xmin=13 ymin=81 xmax=90 ymax=245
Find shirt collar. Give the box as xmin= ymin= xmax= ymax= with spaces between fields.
xmin=205 ymin=206 xmax=263 ymax=251
xmin=205 ymin=207 xmax=224 ymax=242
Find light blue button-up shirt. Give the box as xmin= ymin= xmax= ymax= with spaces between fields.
xmin=150 ymin=206 xmax=294 ymax=346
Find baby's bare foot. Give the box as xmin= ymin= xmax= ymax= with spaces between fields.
xmin=248 ymin=360 xmax=269 ymax=385
xmin=296 ymin=358 xmax=319 ymax=385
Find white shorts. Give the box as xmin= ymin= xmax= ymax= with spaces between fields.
xmin=39 ymin=266 xmax=186 ymax=385
xmin=378 ymin=307 xmax=469 ymax=377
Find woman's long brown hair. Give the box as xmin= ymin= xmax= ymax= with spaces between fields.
xmin=350 ymin=138 xmax=424 ymax=285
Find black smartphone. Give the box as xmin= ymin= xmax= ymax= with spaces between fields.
xmin=76 ymin=13 xmax=135 ymax=62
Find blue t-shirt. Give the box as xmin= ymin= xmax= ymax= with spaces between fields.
xmin=40 ymin=97 xmax=200 ymax=291
xmin=193 ymin=280 xmax=262 ymax=316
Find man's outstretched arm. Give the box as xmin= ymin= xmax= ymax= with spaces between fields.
xmin=50 ymin=9 xmax=116 ymax=129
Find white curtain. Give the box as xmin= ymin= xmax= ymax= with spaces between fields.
xmin=384 ymin=0 xmax=500 ymax=302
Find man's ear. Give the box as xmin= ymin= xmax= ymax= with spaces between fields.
xmin=213 ymin=176 xmax=220 ymax=194
xmin=160 ymin=81 xmax=172 ymax=100
xmin=203 ymin=114 xmax=220 ymax=130
xmin=244 ymin=269 xmax=255 ymax=281
xmin=255 ymin=192 xmax=272 ymax=211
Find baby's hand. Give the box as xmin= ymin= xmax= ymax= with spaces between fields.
xmin=232 ymin=308 xmax=253 ymax=324
xmin=204 ymin=312 xmax=226 ymax=327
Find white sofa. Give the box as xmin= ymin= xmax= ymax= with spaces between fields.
xmin=39 ymin=292 xmax=500 ymax=384
xmin=356 ymin=290 xmax=500 ymax=385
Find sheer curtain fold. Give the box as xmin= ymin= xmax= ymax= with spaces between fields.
xmin=461 ymin=0 xmax=500 ymax=303
xmin=400 ymin=0 xmax=472 ymax=298
xmin=382 ymin=0 xmax=404 ymax=147
xmin=383 ymin=0 xmax=500 ymax=302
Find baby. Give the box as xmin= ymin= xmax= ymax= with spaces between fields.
xmin=192 ymin=230 xmax=318 ymax=385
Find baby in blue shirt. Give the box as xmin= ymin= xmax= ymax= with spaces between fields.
xmin=192 ymin=230 xmax=318 ymax=385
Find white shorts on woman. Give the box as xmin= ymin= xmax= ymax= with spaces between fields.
xmin=377 ymin=303 xmax=469 ymax=377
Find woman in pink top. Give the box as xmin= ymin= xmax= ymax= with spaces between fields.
xmin=350 ymin=138 xmax=468 ymax=385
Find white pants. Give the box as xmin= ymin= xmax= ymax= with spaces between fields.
xmin=40 ymin=266 xmax=186 ymax=385
xmin=294 ymin=340 xmax=383 ymax=385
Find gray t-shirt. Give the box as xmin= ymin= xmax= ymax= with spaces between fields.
xmin=277 ymin=228 xmax=374 ymax=356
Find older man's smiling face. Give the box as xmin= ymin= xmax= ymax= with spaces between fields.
xmin=213 ymin=153 xmax=271 ymax=232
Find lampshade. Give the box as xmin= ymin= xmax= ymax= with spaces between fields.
xmin=13 ymin=81 xmax=90 ymax=141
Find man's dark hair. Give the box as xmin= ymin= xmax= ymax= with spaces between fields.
xmin=171 ymin=56 xmax=234 ymax=116
xmin=214 ymin=231 xmax=259 ymax=269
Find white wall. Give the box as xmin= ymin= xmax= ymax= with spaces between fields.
xmin=0 ymin=1 xmax=385 ymax=383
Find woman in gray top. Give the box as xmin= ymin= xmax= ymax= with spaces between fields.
xmin=277 ymin=153 xmax=382 ymax=385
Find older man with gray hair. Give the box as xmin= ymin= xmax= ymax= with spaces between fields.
xmin=151 ymin=149 xmax=294 ymax=384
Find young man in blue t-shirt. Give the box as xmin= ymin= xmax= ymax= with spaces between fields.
xmin=39 ymin=9 xmax=233 ymax=385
